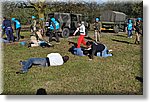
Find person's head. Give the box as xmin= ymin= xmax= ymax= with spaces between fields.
xmin=137 ymin=18 xmax=142 ymax=22
xmin=32 ymin=16 xmax=36 ymax=19
xmin=51 ymin=18 xmax=55 ymax=22
xmin=11 ymin=18 xmax=16 ymax=22
xmin=128 ymin=19 xmax=132 ymax=23
xmin=3 ymin=17 xmax=6 ymax=20
xmin=86 ymin=41 xmax=93 ymax=48
xmin=95 ymin=18 xmax=99 ymax=22
xmin=62 ymin=56 xmax=69 ymax=63
xmin=81 ymin=21 xmax=84 ymax=25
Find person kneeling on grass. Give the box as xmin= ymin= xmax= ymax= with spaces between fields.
xmin=16 ymin=53 xmax=69 ymax=74
xmin=86 ymin=41 xmax=112 ymax=60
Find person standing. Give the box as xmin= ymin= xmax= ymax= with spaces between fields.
xmin=48 ymin=17 xmax=60 ymax=43
xmin=30 ymin=16 xmax=37 ymax=33
xmin=11 ymin=18 xmax=21 ymax=42
xmin=134 ymin=18 xmax=143 ymax=44
xmin=73 ymin=21 xmax=87 ymax=48
xmin=2 ymin=17 xmax=14 ymax=42
xmin=93 ymin=18 xmax=102 ymax=42
xmin=127 ymin=19 xmax=133 ymax=38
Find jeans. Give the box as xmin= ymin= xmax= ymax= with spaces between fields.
xmin=16 ymin=28 xmax=21 ymax=41
xmin=5 ymin=27 xmax=14 ymax=42
xmin=97 ymin=46 xmax=112 ymax=57
xmin=127 ymin=30 xmax=132 ymax=37
xmin=21 ymin=58 xmax=48 ymax=72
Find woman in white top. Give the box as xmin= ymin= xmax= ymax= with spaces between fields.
xmin=73 ymin=21 xmax=87 ymax=48
xmin=16 ymin=53 xmax=69 ymax=74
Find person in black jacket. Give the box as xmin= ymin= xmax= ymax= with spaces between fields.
xmin=86 ymin=41 xmax=112 ymax=60
xmin=2 ymin=17 xmax=14 ymax=42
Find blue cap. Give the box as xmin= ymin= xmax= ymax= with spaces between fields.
xmin=96 ymin=18 xmax=100 ymax=21
xmin=129 ymin=20 xmax=132 ymax=23
xmin=40 ymin=18 xmax=44 ymax=21
xmin=137 ymin=18 xmax=142 ymax=21
xmin=11 ymin=18 xmax=16 ymax=21
xmin=32 ymin=16 xmax=36 ymax=19
xmin=51 ymin=18 xmax=55 ymax=22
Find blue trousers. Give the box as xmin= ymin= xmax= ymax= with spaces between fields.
xmin=5 ymin=27 xmax=14 ymax=42
xmin=15 ymin=28 xmax=21 ymax=41
xmin=127 ymin=30 xmax=132 ymax=37
xmin=21 ymin=58 xmax=48 ymax=72
xmin=97 ymin=46 xmax=112 ymax=57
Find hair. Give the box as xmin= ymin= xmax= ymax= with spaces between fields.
xmin=86 ymin=41 xmax=93 ymax=46
xmin=3 ymin=17 xmax=6 ymax=20
xmin=62 ymin=56 xmax=69 ymax=63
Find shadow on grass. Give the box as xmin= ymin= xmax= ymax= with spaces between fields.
xmin=115 ymin=34 xmax=126 ymax=38
xmin=85 ymin=36 xmax=95 ymax=41
xmin=111 ymin=39 xmax=133 ymax=44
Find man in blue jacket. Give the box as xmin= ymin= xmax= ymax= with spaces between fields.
xmin=127 ymin=19 xmax=133 ymax=38
xmin=2 ymin=17 xmax=14 ymax=42
xmin=11 ymin=18 xmax=21 ymax=42
xmin=48 ymin=17 xmax=60 ymax=43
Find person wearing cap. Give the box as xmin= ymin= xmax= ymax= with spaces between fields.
xmin=73 ymin=21 xmax=87 ymax=48
xmin=48 ymin=17 xmax=60 ymax=43
xmin=2 ymin=17 xmax=14 ymax=42
xmin=16 ymin=53 xmax=69 ymax=74
xmin=30 ymin=16 xmax=37 ymax=33
xmin=11 ymin=18 xmax=21 ymax=42
xmin=134 ymin=18 xmax=143 ymax=44
xmin=93 ymin=17 xmax=102 ymax=42
xmin=127 ymin=19 xmax=133 ymax=38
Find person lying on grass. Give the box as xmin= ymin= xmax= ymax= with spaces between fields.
xmin=28 ymin=29 xmax=54 ymax=48
xmin=68 ymin=41 xmax=88 ymax=56
xmin=85 ymin=41 xmax=113 ymax=60
xmin=16 ymin=53 xmax=69 ymax=74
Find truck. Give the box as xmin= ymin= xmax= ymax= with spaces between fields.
xmin=100 ymin=10 xmax=127 ymax=33
xmin=46 ymin=12 xmax=89 ymax=38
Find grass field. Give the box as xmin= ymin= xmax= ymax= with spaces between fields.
xmin=2 ymin=30 xmax=143 ymax=95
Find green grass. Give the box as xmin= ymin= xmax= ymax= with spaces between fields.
xmin=2 ymin=31 xmax=143 ymax=95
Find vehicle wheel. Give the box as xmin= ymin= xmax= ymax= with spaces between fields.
xmin=61 ymin=28 xmax=70 ymax=38
xmin=114 ymin=25 xmax=119 ymax=33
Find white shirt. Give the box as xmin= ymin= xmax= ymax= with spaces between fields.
xmin=79 ymin=24 xmax=86 ymax=35
xmin=73 ymin=24 xmax=86 ymax=36
xmin=47 ymin=53 xmax=64 ymax=66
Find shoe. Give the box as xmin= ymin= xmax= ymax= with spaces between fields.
xmin=108 ymin=49 xmax=113 ymax=52
xmin=16 ymin=70 xmax=26 ymax=74
xmin=19 ymin=61 xmax=23 ymax=65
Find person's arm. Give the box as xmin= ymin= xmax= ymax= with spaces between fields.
xmin=73 ymin=27 xmax=79 ymax=36
xmin=52 ymin=22 xmax=56 ymax=32
xmin=89 ymin=44 xmax=97 ymax=60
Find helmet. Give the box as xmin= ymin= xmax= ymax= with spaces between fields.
xmin=81 ymin=21 xmax=84 ymax=24
xmin=11 ymin=18 xmax=16 ymax=21
xmin=40 ymin=18 xmax=44 ymax=21
xmin=96 ymin=18 xmax=99 ymax=21
xmin=137 ymin=18 xmax=142 ymax=21
xmin=51 ymin=18 xmax=55 ymax=22
xmin=32 ymin=16 xmax=36 ymax=19
xmin=129 ymin=19 xmax=132 ymax=23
